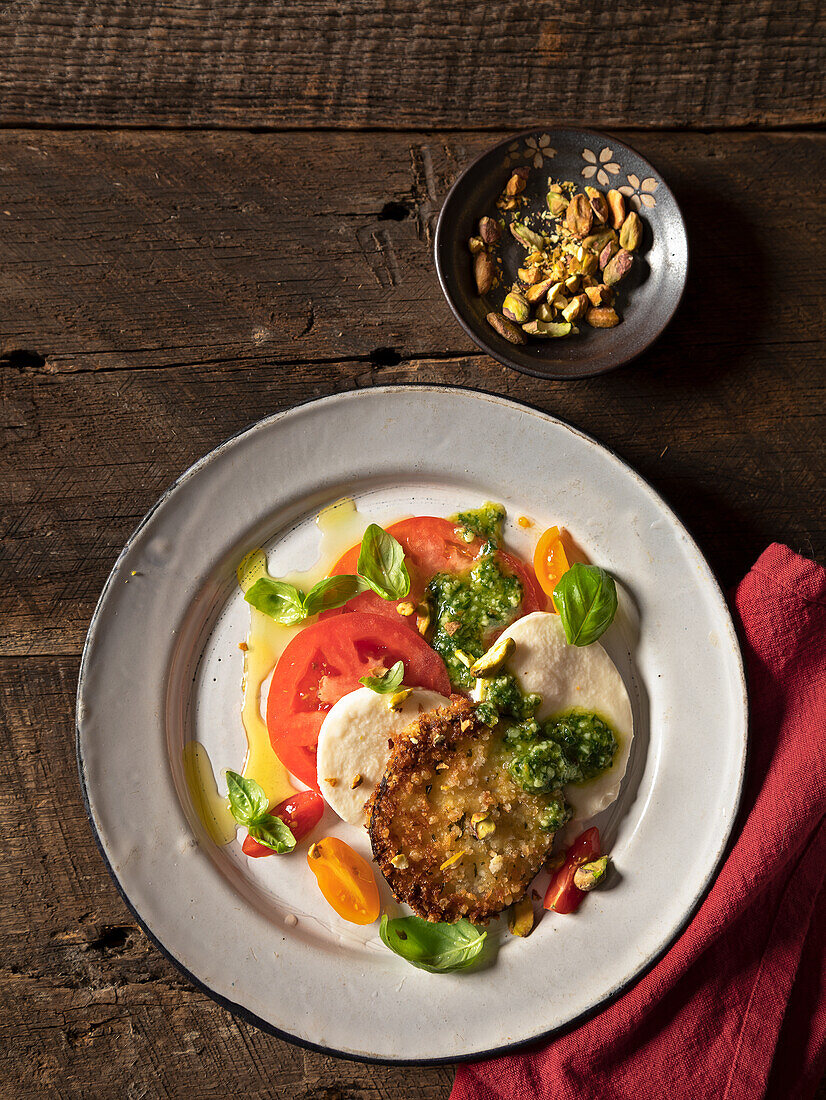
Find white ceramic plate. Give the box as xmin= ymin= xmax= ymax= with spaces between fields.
xmin=77 ymin=386 xmax=747 ymax=1063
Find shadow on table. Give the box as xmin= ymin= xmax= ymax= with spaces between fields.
xmin=625 ymin=187 xmax=769 ymax=391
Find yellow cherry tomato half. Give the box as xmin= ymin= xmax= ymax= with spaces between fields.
xmin=533 ymin=525 xmax=571 ymax=602
xmin=307 ymin=837 xmax=380 ymax=925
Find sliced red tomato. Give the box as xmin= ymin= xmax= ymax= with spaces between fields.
xmin=242 ymin=789 xmax=325 ymax=858
xmin=498 ymin=548 xmax=548 ymax=616
xmin=543 ymin=826 xmax=601 ymax=914
xmin=323 ymin=516 xmax=546 ymax=626
xmin=266 ymin=611 xmax=451 ymax=792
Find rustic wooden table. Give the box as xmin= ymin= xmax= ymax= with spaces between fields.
xmin=1 ymin=2 xmax=824 ymax=1097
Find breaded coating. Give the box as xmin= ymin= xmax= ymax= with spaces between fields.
xmin=366 ymin=698 xmax=556 ymax=924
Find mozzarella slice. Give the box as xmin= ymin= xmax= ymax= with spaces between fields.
xmin=496 ymin=611 xmax=634 ymax=822
xmin=316 ymin=687 xmax=451 ymax=824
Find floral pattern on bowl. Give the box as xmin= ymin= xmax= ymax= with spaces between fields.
xmin=581 ymin=147 xmax=659 ymax=209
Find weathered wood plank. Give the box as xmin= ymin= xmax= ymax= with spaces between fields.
xmin=0 ymin=130 xmax=823 ymax=372
xmin=0 ymin=655 xmax=455 ymax=1099
xmin=1 ymin=130 xmax=824 ymax=656
xmin=0 ymin=0 xmax=824 ymax=130
xmin=1 ymin=339 xmax=823 ymax=657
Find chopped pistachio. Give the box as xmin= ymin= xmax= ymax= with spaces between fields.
xmin=573 ymin=855 xmax=610 ymax=891
xmin=471 ymin=812 xmax=496 ymax=840
xmin=388 ymin=688 xmax=413 ymax=711
xmin=508 ymin=897 xmax=535 ymax=937
xmin=439 ymin=850 xmax=467 ymax=871
xmin=522 ymin=319 xmax=573 ymax=338
xmin=510 ymin=222 xmax=545 ymax=250
xmin=469 ymin=635 xmax=516 ymax=677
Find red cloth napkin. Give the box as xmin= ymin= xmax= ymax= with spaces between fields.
xmin=453 ymin=544 xmax=826 ymax=1100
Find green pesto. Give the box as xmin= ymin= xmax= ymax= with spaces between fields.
xmin=486 ymin=674 xmax=541 ymax=720
xmin=451 ymin=501 xmax=506 ymax=545
xmin=538 ymin=792 xmax=573 ymax=832
xmin=505 ymin=709 xmax=618 ymax=795
xmin=487 ymin=733 xmax=572 ymax=833
xmin=427 ymin=551 xmax=524 ymax=689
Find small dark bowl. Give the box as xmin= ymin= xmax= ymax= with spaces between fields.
xmin=434 ymin=128 xmax=688 ymax=380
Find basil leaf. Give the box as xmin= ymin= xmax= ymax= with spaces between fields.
xmin=245 ymin=577 xmax=306 ymax=625
xmin=247 ymin=814 xmax=296 ymax=854
xmin=379 ymin=914 xmax=486 ymax=973
xmin=226 ymin=770 xmax=270 ymax=825
xmin=360 ymin=659 xmax=404 ymax=694
xmin=303 ymin=574 xmax=368 ymax=617
xmin=553 ymin=563 xmax=618 ymax=646
xmin=357 ymin=524 xmax=410 ymax=601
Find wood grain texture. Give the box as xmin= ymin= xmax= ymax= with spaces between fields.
xmin=1 ymin=129 xmax=824 ymax=657
xmin=1 ymin=126 xmax=825 ymax=1099
xmin=0 ymin=655 xmax=455 ymax=1100
xmin=0 ymin=0 xmax=824 ymax=130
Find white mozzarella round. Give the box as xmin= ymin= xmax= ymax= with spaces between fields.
xmin=496 ymin=611 xmax=634 ymax=822
xmin=316 ymin=687 xmax=451 ymax=824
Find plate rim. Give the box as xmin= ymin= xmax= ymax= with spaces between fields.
xmin=434 ymin=126 xmax=690 ymax=380
xmin=76 ymin=383 xmax=747 ymax=1065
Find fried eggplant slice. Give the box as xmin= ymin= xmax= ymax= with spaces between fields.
xmin=366 ymin=699 xmax=557 ymax=924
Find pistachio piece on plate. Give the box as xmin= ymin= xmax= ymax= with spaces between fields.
xmin=471 ymin=812 xmax=496 ymax=840
xmin=582 ymin=227 xmax=618 ymax=253
xmin=388 ymin=688 xmax=413 ymax=711
xmin=518 ymin=266 xmax=542 ymax=286
xmin=584 ymin=284 xmax=612 ymax=307
xmin=573 ymin=855 xmax=610 ymax=892
xmin=505 ymin=172 xmax=526 ymax=197
xmin=470 ymin=635 xmax=515 ymax=677
xmin=547 ymin=281 xmax=566 ymax=305
xmin=508 ymin=897 xmax=535 ymax=938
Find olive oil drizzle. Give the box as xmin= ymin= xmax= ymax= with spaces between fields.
xmin=236 ymin=498 xmax=369 ymax=805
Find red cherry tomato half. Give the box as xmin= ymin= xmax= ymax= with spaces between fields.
xmin=266 ymin=611 xmax=451 ymax=792
xmin=241 ymin=789 xmax=325 ymax=858
xmin=543 ymin=826 xmax=601 ymax=914
xmin=322 ymin=516 xmax=546 ymax=628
